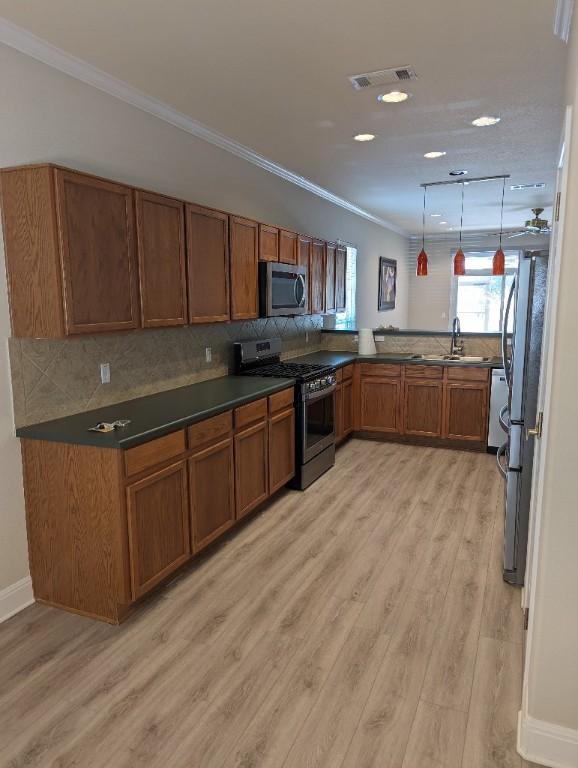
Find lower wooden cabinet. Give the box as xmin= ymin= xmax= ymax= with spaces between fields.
xmin=126 ymin=460 xmax=191 ymax=600
xmin=360 ymin=377 xmax=401 ymax=434
xmin=336 ymin=368 xmax=354 ymax=445
xmin=444 ymin=382 xmax=489 ymax=442
xmin=269 ymin=407 xmax=295 ymax=493
xmin=403 ymin=380 xmax=444 ymax=437
xmin=234 ymin=419 xmax=269 ymax=518
xmin=189 ymin=436 xmax=235 ymax=551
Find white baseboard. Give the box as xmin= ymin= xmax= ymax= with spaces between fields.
xmin=518 ymin=710 xmax=578 ymax=768
xmin=0 ymin=576 xmax=34 ymax=623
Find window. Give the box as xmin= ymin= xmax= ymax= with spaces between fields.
xmin=336 ymin=246 xmax=357 ymax=325
xmin=450 ymin=250 xmax=518 ymax=332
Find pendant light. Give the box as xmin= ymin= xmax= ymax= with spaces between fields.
xmin=493 ymin=177 xmax=506 ymax=276
xmin=417 ymin=186 xmax=428 ymax=276
xmin=453 ymin=183 xmax=466 ymax=276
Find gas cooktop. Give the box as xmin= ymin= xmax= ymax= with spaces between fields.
xmin=241 ymin=361 xmax=335 ymax=382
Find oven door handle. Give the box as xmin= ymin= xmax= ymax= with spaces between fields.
xmin=303 ymin=383 xmax=336 ymax=402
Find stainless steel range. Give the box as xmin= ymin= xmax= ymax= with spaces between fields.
xmin=234 ymin=338 xmax=336 ymax=489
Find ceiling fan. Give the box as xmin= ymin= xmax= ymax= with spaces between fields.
xmin=508 ymin=208 xmax=552 ymax=238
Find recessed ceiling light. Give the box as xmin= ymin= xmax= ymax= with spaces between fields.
xmin=449 ymin=169 xmax=468 ymax=176
xmin=439 ymin=221 xmax=448 ymax=225
xmin=472 ymin=115 xmax=501 ymax=127
xmin=353 ymin=133 xmax=376 ymax=142
xmin=378 ymin=91 xmax=410 ymax=103
xmin=430 ymin=213 xmax=442 ymax=217
xmin=424 ymin=151 xmax=446 ymax=159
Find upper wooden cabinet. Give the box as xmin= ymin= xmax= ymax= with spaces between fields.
xmin=325 ymin=242 xmax=336 ymax=314
xmin=310 ymin=239 xmax=326 ymax=315
xmin=297 ymin=235 xmax=311 ymax=314
xmin=135 ymin=191 xmax=187 ymax=328
xmin=259 ymin=224 xmax=279 ymax=262
xmin=279 ymin=229 xmax=298 ymax=265
xmin=335 ymin=246 xmax=347 ymax=313
xmin=0 ymin=165 xmax=140 ymax=337
xmin=186 ymin=204 xmax=230 ymax=324
xmin=230 ymin=216 xmax=259 ymax=320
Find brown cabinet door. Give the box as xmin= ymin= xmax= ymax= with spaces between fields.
xmin=342 ymin=378 xmax=354 ymax=437
xmin=443 ymin=383 xmax=489 ymax=442
xmin=403 ymin=380 xmax=444 ymax=437
xmin=54 ymin=169 xmax=140 ymax=334
xmin=279 ymin=230 xmax=297 ymax=265
xmin=234 ymin=420 xmax=268 ymax=518
xmin=135 ymin=191 xmax=187 ymax=328
xmin=310 ymin=240 xmax=326 ymax=314
xmin=297 ymin=235 xmax=311 ymax=314
xmin=325 ymin=242 xmax=336 ymax=313
xmin=189 ymin=436 xmax=235 ymax=551
xmin=186 ymin=204 xmax=230 ymax=324
xmin=335 ymin=247 xmax=347 ymax=312
xmin=335 ymin=383 xmax=343 ymax=443
xmin=126 ymin=460 xmax=190 ymax=599
xmin=360 ymin=377 xmax=401 ymax=433
xmin=269 ymin=407 xmax=295 ymax=493
xmin=259 ymin=224 xmax=279 ymax=262
xmin=230 ymin=216 xmax=259 ymax=320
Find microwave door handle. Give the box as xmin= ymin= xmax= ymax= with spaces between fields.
xmin=502 ymin=277 xmax=515 ymax=387
xmin=294 ymin=274 xmax=305 ymax=307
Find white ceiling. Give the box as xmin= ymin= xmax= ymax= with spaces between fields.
xmin=0 ymin=0 xmax=568 ymax=234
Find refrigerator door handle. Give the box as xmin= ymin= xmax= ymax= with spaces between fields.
xmin=499 ymin=404 xmax=510 ymax=433
xmin=496 ymin=442 xmax=508 ymax=479
xmin=504 ymin=471 xmax=519 ymax=572
xmin=502 ymin=277 xmax=516 ymax=387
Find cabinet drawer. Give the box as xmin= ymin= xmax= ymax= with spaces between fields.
xmin=124 ymin=430 xmax=186 ymax=478
xmin=404 ymin=364 xmax=443 ymax=380
xmin=188 ymin=411 xmax=232 ymax=451
xmin=234 ymin=397 xmax=268 ymax=429
xmin=268 ymin=387 xmax=294 ymax=414
xmin=359 ymin=363 xmax=401 ymax=378
xmin=446 ymin=366 xmax=490 ymax=383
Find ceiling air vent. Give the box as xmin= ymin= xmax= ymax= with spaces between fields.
xmin=348 ymin=66 xmax=417 ymax=90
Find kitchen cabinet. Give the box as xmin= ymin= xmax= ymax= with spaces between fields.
xmin=444 ymin=382 xmax=489 ymax=442
xmin=126 ymin=460 xmax=190 ymax=600
xmin=310 ymin=239 xmax=326 ymax=314
xmin=135 ymin=190 xmax=187 ymax=328
xmin=335 ymin=365 xmax=354 ymax=444
xmin=230 ymin=216 xmax=259 ymax=320
xmin=269 ymin=407 xmax=295 ymax=493
xmin=279 ymin=229 xmax=298 ymax=265
xmin=360 ymin=377 xmax=401 ymax=433
xmin=403 ymin=380 xmax=444 ymax=437
xmin=234 ymin=420 xmax=269 ymax=518
xmin=259 ymin=224 xmax=279 ymax=262
xmin=186 ymin=204 xmax=230 ymax=323
xmin=335 ymin=246 xmax=347 ymax=312
xmin=189 ymin=436 xmax=235 ymax=551
xmin=297 ymin=235 xmax=311 ymax=314
xmin=325 ymin=242 xmax=336 ymax=313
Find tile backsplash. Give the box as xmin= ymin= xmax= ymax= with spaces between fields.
xmin=9 ymin=315 xmax=323 ymax=427
xmin=321 ymin=331 xmax=502 ymax=358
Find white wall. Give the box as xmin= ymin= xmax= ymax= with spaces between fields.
xmin=519 ymin=18 xmax=578 ymax=767
xmin=0 ymin=43 xmax=409 ymax=602
xmin=355 ymin=241 xmax=409 ymax=330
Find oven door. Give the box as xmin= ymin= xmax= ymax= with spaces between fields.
xmin=260 ymin=261 xmax=306 ymax=317
xmin=300 ymin=385 xmax=335 ymax=464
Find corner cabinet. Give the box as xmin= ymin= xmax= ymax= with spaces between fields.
xmin=230 ymin=216 xmax=259 ymax=320
xmin=297 ymin=235 xmax=312 ymax=314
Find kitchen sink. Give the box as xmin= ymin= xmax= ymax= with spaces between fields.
xmin=409 ymin=354 xmax=490 ymax=363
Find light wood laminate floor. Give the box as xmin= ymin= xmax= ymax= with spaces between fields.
xmin=0 ymin=440 xmax=542 ymax=768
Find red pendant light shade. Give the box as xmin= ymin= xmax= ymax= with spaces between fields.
xmin=453 ymin=247 xmax=465 ymax=276
xmin=417 ymin=248 xmax=428 ymax=276
xmin=493 ymin=247 xmax=505 ymax=276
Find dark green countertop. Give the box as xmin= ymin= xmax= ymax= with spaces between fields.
xmin=16 ymin=376 xmax=294 ymax=449
xmin=292 ymin=351 xmax=503 ymax=369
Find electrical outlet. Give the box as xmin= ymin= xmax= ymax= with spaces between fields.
xmin=100 ymin=363 xmax=110 ymax=384
xmin=205 ymin=346 xmax=212 ymax=363
xmin=375 ymin=335 xmax=385 ymax=342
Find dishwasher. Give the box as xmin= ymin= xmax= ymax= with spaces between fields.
xmin=488 ymin=368 xmax=509 ymax=451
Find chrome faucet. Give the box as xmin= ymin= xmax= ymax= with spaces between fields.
xmin=450 ymin=317 xmax=464 ymax=356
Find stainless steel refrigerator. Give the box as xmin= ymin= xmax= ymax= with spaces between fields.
xmin=497 ymin=250 xmax=548 ymax=586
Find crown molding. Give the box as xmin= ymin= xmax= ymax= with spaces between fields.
xmin=0 ymin=17 xmax=406 ymax=237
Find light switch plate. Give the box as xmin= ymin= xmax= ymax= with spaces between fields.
xmin=100 ymin=362 xmax=110 ymax=384
xmin=205 ymin=347 xmax=212 ymax=363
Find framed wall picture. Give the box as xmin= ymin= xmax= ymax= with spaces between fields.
xmin=378 ymin=257 xmax=397 ymax=311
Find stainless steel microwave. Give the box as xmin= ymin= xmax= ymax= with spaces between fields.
xmin=259 ymin=261 xmax=307 ymax=317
